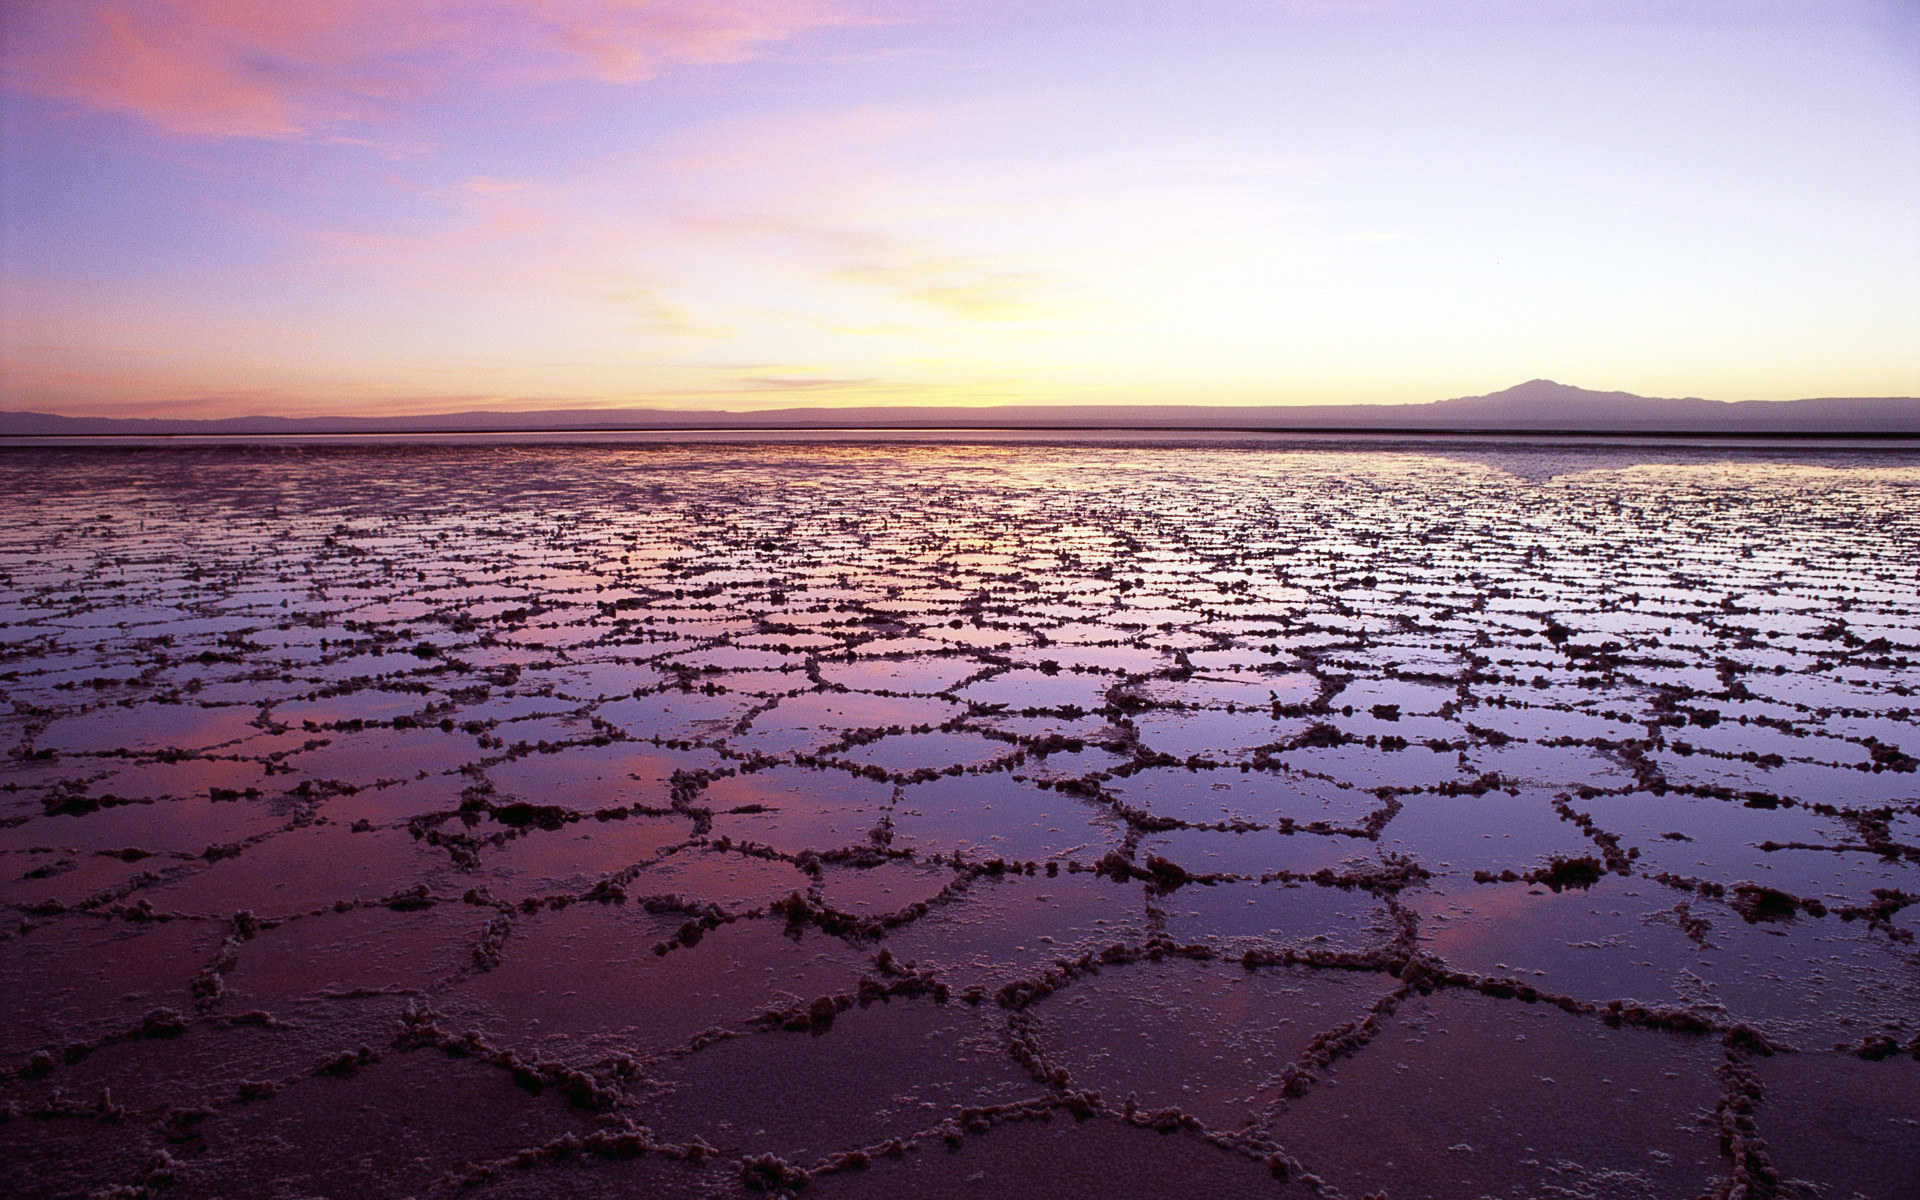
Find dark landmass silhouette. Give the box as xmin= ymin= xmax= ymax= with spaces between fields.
xmin=4 ymin=380 xmax=1917 ymax=437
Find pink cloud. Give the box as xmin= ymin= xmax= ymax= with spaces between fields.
xmin=3 ymin=0 xmax=864 ymax=138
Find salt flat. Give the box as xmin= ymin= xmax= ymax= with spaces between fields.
xmin=1 ymin=439 xmax=1915 ymax=1199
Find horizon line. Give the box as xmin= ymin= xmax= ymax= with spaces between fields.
xmin=6 ymin=423 xmax=1918 ymax=444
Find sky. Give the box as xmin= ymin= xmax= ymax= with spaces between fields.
xmin=2 ymin=0 xmax=1917 ymax=419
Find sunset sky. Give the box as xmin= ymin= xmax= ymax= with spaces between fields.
xmin=3 ymin=0 xmax=1917 ymax=419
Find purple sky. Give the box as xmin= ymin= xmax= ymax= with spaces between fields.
xmin=3 ymin=0 xmax=1916 ymax=417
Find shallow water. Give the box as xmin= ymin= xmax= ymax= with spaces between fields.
xmin=1 ymin=438 xmax=1916 ymax=1198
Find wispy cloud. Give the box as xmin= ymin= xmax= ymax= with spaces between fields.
xmin=679 ymin=211 xmax=1068 ymax=326
xmin=3 ymin=0 xmax=867 ymax=138
xmin=835 ymin=254 xmax=1055 ymax=322
xmin=737 ymin=375 xmax=875 ymax=390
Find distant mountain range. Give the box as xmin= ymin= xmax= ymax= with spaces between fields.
xmin=4 ymin=380 xmax=1917 ymax=437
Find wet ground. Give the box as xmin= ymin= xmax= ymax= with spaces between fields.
xmin=1 ymin=438 xmax=1915 ymax=1200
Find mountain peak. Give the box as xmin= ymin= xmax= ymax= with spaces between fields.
xmin=1433 ymin=379 xmax=1714 ymax=416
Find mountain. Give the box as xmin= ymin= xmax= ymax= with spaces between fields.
xmin=1415 ymin=380 xmax=1917 ymax=432
xmin=3 ymin=380 xmax=1916 ymax=436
